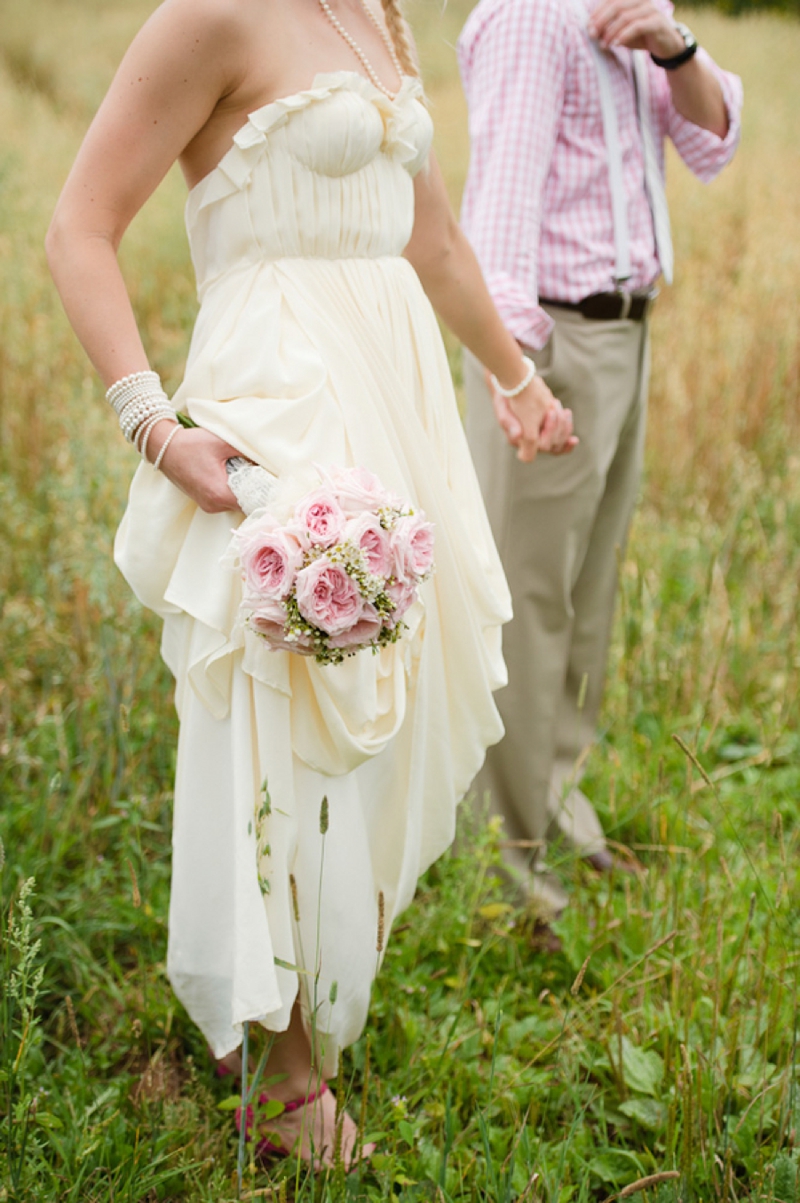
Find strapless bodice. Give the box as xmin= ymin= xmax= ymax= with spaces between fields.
xmin=185 ymin=72 xmax=433 ymax=297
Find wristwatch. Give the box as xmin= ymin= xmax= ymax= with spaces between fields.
xmin=650 ymin=22 xmax=699 ymax=70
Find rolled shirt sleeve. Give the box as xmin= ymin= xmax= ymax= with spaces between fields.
xmin=651 ymin=0 xmax=743 ymax=181
xmin=458 ymin=0 xmax=567 ymax=350
xmin=665 ymin=49 xmax=743 ymax=182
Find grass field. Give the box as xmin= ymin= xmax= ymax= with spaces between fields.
xmin=1 ymin=2 xmax=800 ymax=1200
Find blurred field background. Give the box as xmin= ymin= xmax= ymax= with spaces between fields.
xmin=1 ymin=1 xmax=799 ymax=1200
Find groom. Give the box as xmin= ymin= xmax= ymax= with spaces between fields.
xmin=458 ymin=0 xmax=742 ymax=914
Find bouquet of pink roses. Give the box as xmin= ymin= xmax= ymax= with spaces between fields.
xmin=233 ymin=465 xmax=434 ymax=665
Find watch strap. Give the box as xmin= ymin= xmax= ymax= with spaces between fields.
xmin=651 ymin=25 xmax=698 ymax=71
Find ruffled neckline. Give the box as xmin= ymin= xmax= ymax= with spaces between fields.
xmin=187 ymin=71 xmax=426 ymax=214
xmin=238 ymin=71 xmax=421 ymax=142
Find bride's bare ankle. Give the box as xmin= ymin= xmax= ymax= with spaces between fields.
xmin=269 ymin=1069 xmax=323 ymax=1102
xmin=257 ymin=1003 xmax=322 ymax=1102
xmin=214 ymin=1049 xmax=243 ymax=1078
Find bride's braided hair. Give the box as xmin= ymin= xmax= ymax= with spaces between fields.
xmin=380 ymin=0 xmax=419 ymax=78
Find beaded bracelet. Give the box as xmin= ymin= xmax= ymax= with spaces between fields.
xmin=105 ymin=370 xmax=176 ymax=455
xmin=489 ymin=355 xmax=536 ymax=400
xmin=120 ymin=399 xmax=175 ymax=443
xmin=152 ymin=424 xmax=182 ymax=472
xmin=138 ymin=413 xmax=177 ymax=461
xmin=106 ymin=370 xmax=164 ymax=415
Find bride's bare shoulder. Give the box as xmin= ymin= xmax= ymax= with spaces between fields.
xmin=123 ymin=0 xmax=288 ymax=99
xmin=152 ymin=0 xmax=286 ymax=39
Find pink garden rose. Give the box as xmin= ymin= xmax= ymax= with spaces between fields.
xmin=294 ymin=488 xmax=346 ymax=547
xmin=385 ymin=577 xmax=416 ymax=625
xmin=345 ymin=513 xmax=393 ymax=578
xmin=295 ymin=557 xmax=363 ymax=636
xmin=249 ymin=599 xmax=315 ymax=654
xmin=239 ymin=524 xmax=304 ymax=599
xmin=326 ymin=466 xmax=398 ymax=516
xmin=248 ymin=597 xmax=286 ymax=631
xmin=390 ymin=514 xmax=435 ymax=583
xmin=327 ymin=602 xmax=383 ymax=649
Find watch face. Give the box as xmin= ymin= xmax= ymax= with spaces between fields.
xmin=674 ymin=22 xmax=698 ymax=51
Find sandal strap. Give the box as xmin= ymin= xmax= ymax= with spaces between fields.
xmin=282 ymin=1080 xmax=329 ymax=1114
xmin=236 ymin=1080 xmax=329 ymax=1134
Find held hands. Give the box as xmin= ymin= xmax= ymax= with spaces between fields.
xmin=149 ymin=376 xmax=575 ymax=500
xmin=148 ymin=421 xmax=240 ymax=512
xmin=588 ymin=0 xmax=686 ymax=57
xmin=489 ymin=372 xmax=577 ymax=463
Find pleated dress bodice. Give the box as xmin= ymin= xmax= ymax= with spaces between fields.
xmin=186 ymin=72 xmax=432 ymax=295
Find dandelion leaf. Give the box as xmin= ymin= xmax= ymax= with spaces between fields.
xmin=619 ymin=1096 xmax=667 ymax=1132
xmin=588 ymin=1149 xmax=646 ymax=1185
xmin=621 ymin=1036 xmax=664 ymax=1097
xmin=773 ymin=1154 xmax=798 ymax=1203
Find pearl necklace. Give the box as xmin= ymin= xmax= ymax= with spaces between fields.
xmin=357 ymin=0 xmax=405 ymax=79
xmin=317 ymin=0 xmax=402 ymax=99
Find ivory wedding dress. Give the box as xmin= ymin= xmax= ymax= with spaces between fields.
xmin=115 ymin=71 xmax=511 ymax=1072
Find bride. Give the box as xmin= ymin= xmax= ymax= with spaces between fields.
xmin=47 ymin=0 xmax=574 ymax=1168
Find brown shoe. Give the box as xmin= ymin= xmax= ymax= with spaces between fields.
xmin=584 ymin=848 xmax=638 ymax=875
xmin=530 ymin=919 xmax=563 ymax=954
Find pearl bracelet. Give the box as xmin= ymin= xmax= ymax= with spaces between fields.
xmin=138 ymin=413 xmax=176 ymax=460
xmin=120 ymin=399 xmax=174 ymax=441
xmin=489 ymin=355 xmax=536 ymax=399
xmin=106 ymin=370 xmax=163 ymax=415
xmin=152 ymin=423 xmax=182 ymax=472
xmin=105 ymin=370 xmax=176 ymax=452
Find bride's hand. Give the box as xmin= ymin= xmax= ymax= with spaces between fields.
xmin=149 ymin=422 xmax=240 ymax=512
xmin=490 ymin=374 xmax=578 ymax=463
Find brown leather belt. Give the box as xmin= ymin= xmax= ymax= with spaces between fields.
xmin=540 ymin=292 xmax=655 ymax=322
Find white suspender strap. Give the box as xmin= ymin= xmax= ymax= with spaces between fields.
xmin=565 ymin=0 xmax=631 ymax=286
xmin=632 ymin=50 xmax=674 ymax=285
xmin=567 ymin=1 xmax=674 ymax=288
xmin=590 ymin=40 xmax=632 ymax=286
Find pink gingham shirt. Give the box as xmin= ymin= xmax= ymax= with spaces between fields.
xmin=458 ymin=0 xmax=743 ymax=349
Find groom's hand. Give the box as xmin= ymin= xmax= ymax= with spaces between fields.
xmin=588 ymin=0 xmax=687 ymax=58
xmin=488 ymin=371 xmax=577 ymax=462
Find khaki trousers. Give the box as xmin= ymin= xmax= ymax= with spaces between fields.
xmin=464 ymin=306 xmax=650 ymax=908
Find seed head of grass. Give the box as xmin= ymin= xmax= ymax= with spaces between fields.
xmin=65 ymin=994 xmax=81 ymax=1049
xmin=289 ymin=873 xmax=300 ymax=923
xmin=126 ymin=857 xmax=142 ymax=909
xmin=376 ymin=891 xmax=385 ymax=954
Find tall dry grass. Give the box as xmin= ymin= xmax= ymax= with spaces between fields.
xmin=1 ymin=4 xmax=799 ymax=1199
xmin=652 ymin=13 xmax=800 ymax=510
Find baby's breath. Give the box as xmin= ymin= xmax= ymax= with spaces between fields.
xmin=377 ymin=504 xmax=411 ymax=530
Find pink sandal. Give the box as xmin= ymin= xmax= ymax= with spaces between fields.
xmin=235 ymin=1080 xmax=330 ymax=1160
xmin=209 ymin=1047 xmax=241 ymax=1082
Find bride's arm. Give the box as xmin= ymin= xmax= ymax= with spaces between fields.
xmin=404 ymin=154 xmax=576 ymax=462
xmin=46 ymin=0 xmax=247 ymax=509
